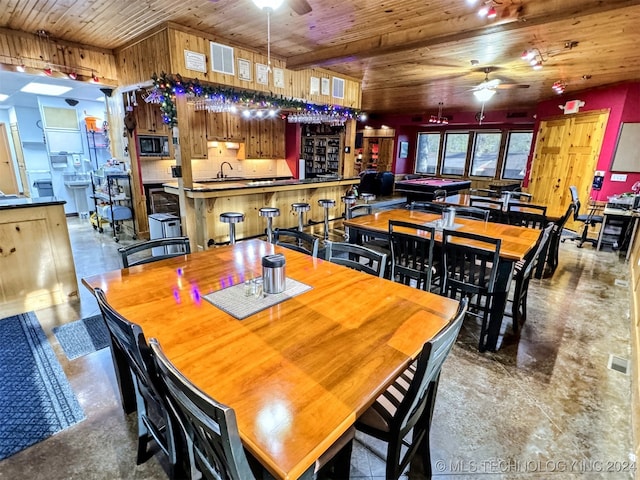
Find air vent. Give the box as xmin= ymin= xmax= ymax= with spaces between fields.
xmin=332 ymin=77 xmax=345 ymax=99
xmin=210 ymin=42 xmax=235 ymax=75
xmin=506 ymin=112 xmax=528 ymax=118
xmin=608 ymin=354 xmax=629 ymax=375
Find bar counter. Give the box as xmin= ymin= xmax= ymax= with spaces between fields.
xmin=164 ymin=176 xmax=360 ymax=248
xmin=0 ymin=196 xmax=78 ymax=315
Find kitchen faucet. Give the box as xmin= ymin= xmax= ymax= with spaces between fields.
xmin=217 ymin=161 xmax=233 ymax=179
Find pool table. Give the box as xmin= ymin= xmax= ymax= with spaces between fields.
xmin=394 ymin=177 xmax=472 ymax=201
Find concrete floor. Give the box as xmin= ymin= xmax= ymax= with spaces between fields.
xmin=0 ymin=216 xmax=634 ymax=479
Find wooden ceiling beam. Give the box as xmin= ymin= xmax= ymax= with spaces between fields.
xmin=285 ymin=0 xmax=639 ymax=70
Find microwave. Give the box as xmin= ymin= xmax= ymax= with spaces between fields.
xmin=138 ymin=135 xmax=169 ymax=157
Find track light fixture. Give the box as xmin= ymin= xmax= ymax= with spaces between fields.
xmin=477 ymin=0 xmax=500 ymax=19
xmin=16 ymin=64 xmax=26 ymax=73
xmin=429 ymin=102 xmax=449 ymax=124
xmin=552 ymin=81 xmax=567 ymax=94
xmin=521 ymin=48 xmax=546 ymax=70
xmin=68 ymin=71 xmax=78 ymax=80
xmin=91 ymin=72 xmax=100 ymax=83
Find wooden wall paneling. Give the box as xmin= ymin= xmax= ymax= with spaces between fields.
xmin=0 ymin=28 xmax=118 ymax=83
xmin=342 ymin=119 xmax=357 ymax=178
xmin=115 ymin=27 xmax=171 ymax=87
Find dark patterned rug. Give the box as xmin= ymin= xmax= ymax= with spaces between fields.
xmin=0 ymin=312 xmax=85 ymax=460
xmin=53 ymin=315 xmax=110 ymax=360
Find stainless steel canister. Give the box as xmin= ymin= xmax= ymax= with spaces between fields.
xmin=442 ymin=206 xmax=456 ymax=228
xmin=262 ymin=254 xmax=286 ymax=294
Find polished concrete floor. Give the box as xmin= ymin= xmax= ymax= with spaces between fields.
xmin=0 ymin=216 xmax=634 ymax=479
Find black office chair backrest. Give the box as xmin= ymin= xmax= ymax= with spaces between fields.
xmin=119 ymin=236 xmax=191 ymax=268
xmin=149 ymin=338 xmax=257 ymax=480
xmin=569 ymin=185 xmax=581 ymax=218
xmin=273 ymin=228 xmax=319 ymax=257
xmin=389 ymin=220 xmax=436 ymax=291
xmin=325 ymin=241 xmax=386 ymax=277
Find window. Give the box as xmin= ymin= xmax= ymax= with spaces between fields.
xmin=441 ymin=132 xmax=469 ymax=176
xmin=470 ymin=132 xmax=501 ymax=177
xmin=502 ymin=131 xmax=533 ymax=179
xmin=415 ymin=133 xmax=441 ymax=174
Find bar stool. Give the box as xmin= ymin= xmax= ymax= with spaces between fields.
xmin=259 ymin=207 xmax=280 ymax=243
xmin=291 ymin=203 xmax=311 ymax=232
xmin=341 ymin=195 xmax=357 ymax=241
xmin=318 ymin=199 xmax=336 ymax=241
xmin=361 ymin=193 xmax=376 ymax=204
xmin=219 ymin=212 xmax=244 ymax=245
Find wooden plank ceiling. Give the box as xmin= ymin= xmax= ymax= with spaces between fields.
xmin=1 ymin=0 xmax=639 ymax=115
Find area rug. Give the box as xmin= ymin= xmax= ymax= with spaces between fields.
xmin=52 ymin=314 xmax=110 ymax=361
xmin=0 ymin=312 xmax=85 ymax=460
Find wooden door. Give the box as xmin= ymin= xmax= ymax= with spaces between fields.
xmin=9 ymin=123 xmax=29 ymax=195
xmin=0 ymin=123 xmax=19 ymax=195
xmin=527 ymin=109 xmax=609 ymax=224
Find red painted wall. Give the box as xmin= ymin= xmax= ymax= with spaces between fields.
xmin=285 ymin=122 xmax=302 ymax=177
xmin=527 ymin=82 xmax=640 ymax=200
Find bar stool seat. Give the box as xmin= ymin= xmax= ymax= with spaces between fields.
xmin=361 ymin=193 xmax=376 ymax=204
xmin=259 ymin=207 xmax=280 ymax=243
xmin=341 ymin=195 xmax=358 ymax=219
xmin=219 ymin=212 xmax=244 ymax=245
xmin=318 ymin=199 xmax=336 ymax=241
xmin=291 ymin=202 xmax=311 ymax=232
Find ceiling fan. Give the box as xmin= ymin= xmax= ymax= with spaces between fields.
xmin=252 ymin=0 xmax=312 ymax=15
xmin=470 ymin=67 xmax=529 ymax=101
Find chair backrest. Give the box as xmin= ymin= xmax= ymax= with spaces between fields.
xmin=395 ymin=297 xmax=468 ymax=434
xmin=389 ymin=220 xmax=436 ymax=291
xmin=149 ymin=338 xmax=257 ymax=480
xmin=273 ymin=228 xmax=319 ymax=257
xmin=454 ymin=206 xmax=490 ymax=222
xmin=468 ymin=197 xmax=504 ymax=223
xmin=441 ymin=229 xmax=501 ymax=298
xmin=406 ymin=201 xmax=445 ymax=213
xmin=119 ymin=236 xmax=191 ymax=268
xmin=569 ymin=185 xmax=582 ymax=218
xmin=324 ymin=241 xmax=387 ymax=277
xmin=349 ymin=204 xmax=372 ymax=218
xmin=521 ymin=222 xmax=554 ymax=280
xmin=94 ymin=288 xmax=175 ymax=459
xmin=506 ymin=202 xmax=547 ymax=229
xmin=432 ymin=189 xmax=447 ymax=201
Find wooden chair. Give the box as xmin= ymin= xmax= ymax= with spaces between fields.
xmin=440 ymin=230 xmax=501 ymax=352
xmin=454 ymin=206 xmax=490 ymax=222
xmin=388 ymin=220 xmax=437 ymax=291
xmin=536 ymin=202 xmax=575 ymax=279
xmin=94 ymin=288 xmax=180 ymax=478
xmin=324 ymin=241 xmax=387 ymax=277
xmin=273 ymin=228 xmax=319 ymax=257
xmin=355 ymin=298 xmax=468 ymax=480
xmin=506 ymin=202 xmax=547 ymax=229
xmin=469 ymin=197 xmax=505 ymax=223
xmin=150 ymin=338 xmax=355 ymax=480
xmin=405 ymin=201 xmax=446 ymax=214
xmin=507 ymin=223 xmax=553 ymax=333
xmin=119 ymin=236 xmax=191 ymax=268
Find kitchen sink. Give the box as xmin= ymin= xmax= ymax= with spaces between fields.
xmin=199 ymin=177 xmax=246 ymax=183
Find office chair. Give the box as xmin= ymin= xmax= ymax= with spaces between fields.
xmin=562 ymin=186 xmax=603 ymax=248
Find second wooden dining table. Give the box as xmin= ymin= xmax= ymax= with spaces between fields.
xmin=344 ymin=208 xmax=543 ymax=351
xmin=82 ymin=239 xmax=460 ymax=480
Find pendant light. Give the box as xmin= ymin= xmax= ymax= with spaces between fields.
xmin=252 ymin=0 xmax=284 ymax=72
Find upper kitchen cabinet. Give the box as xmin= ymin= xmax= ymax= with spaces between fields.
xmin=244 ymin=118 xmax=286 ymax=159
xmin=206 ymin=112 xmax=245 ymax=142
xmin=187 ymin=107 xmax=208 ymax=159
xmin=135 ymin=102 xmax=169 ymax=135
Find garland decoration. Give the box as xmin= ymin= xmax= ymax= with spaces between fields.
xmin=150 ymin=72 xmax=364 ymax=127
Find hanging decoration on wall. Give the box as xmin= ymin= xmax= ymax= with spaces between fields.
xmin=150 ymin=72 xmax=365 ymax=127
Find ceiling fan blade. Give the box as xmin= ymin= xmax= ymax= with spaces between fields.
xmin=289 ymin=0 xmax=312 ymax=15
xmin=496 ymin=83 xmax=530 ymax=89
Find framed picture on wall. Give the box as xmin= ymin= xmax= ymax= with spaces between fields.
xmin=399 ymin=141 xmax=409 ymax=159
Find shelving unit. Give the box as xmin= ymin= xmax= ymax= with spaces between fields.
xmin=90 ymin=171 xmax=136 ymax=242
xmin=300 ymin=125 xmax=344 ymax=178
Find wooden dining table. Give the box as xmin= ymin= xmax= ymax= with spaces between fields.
xmin=344 ymin=208 xmax=542 ymax=351
xmin=82 ymin=238 xmax=460 ymax=480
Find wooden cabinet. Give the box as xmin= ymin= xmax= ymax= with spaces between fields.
xmin=244 ymin=118 xmax=286 ymax=159
xmin=187 ymin=108 xmax=208 ymax=159
xmin=361 ymin=137 xmax=394 ymax=171
xmin=206 ymin=112 xmax=246 ymax=142
xmin=135 ymin=102 xmax=169 ymax=134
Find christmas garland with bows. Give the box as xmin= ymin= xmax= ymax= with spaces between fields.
xmin=151 ymin=72 xmax=364 ymax=127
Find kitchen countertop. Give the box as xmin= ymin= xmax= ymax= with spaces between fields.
xmin=163 ymin=176 xmax=359 ymax=192
xmin=0 ymin=196 xmax=66 ymax=210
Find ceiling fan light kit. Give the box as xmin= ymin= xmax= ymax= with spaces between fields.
xmin=473 ymin=88 xmax=496 ymax=102
xmin=252 ymin=0 xmax=284 ymax=10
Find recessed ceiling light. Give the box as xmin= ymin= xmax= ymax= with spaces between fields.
xmin=0 ymin=94 xmax=8 ymax=102
xmin=20 ymin=82 xmax=73 ymax=96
